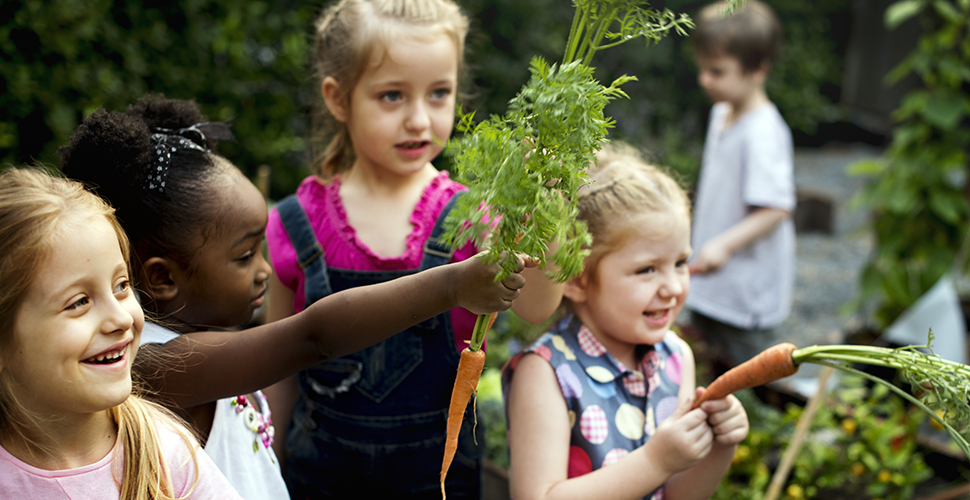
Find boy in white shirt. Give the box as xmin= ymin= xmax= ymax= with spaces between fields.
xmin=687 ymin=0 xmax=796 ymax=368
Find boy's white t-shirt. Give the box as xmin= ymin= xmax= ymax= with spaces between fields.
xmin=0 ymin=414 xmax=243 ymax=499
xmin=686 ymin=101 xmax=796 ymax=330
xmin=140 ymin=322 xmax=291 ymax=500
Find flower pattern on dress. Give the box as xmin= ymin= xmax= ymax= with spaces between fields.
xmin=231 ymin=395 xmax=275 ymax=451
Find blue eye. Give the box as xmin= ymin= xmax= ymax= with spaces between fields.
xmin=381 ymin=91 xmax=402 ymax=103
xmin=430 ymin=88 xmax=451 ymax=100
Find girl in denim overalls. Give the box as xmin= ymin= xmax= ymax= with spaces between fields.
xmin=263 ymin=0 xmax=562 ymax=498
xmin=502 ymin=144 xmax=750 ymax=500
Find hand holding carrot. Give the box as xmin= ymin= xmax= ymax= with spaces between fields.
xmin=695 ymin=388 xmax=749 ymax=446
xmin=450 ymin=251 xmax=529 ymax=315
xmin=644 ymin=396 xmax=713 ymax=476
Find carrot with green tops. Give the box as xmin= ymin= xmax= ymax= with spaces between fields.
xmin=440 ymin=312 xmax=496 ymax=499
xmin=691 ymin=337 xmax=970 ymax=461
xmin=693 ymin=342 xmax=799 ymax=409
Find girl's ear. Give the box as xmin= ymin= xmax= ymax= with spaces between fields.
xmin=141 ymin=256 xmax=179 ymax=302
xmin=562 ymin=273 xmax=589 ymax=304
xmin=321 ymin=77 xmax=348 ymax=123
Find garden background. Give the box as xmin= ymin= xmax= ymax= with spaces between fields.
xmin=4 ymin=0 xmax=970 ymax=498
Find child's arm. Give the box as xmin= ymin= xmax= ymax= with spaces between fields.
xmin=511 ymin=241 xmax=565 ymax=324
xmin=689 ymin=206 xmax=789 ymax=274
xmin=135 ymin=252 xmax=528 ymax=409
xmin=507 ymin=353 xmax=712 ymax=500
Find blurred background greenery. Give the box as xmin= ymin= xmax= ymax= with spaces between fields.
xmin=1 ymin=0 xmax=849 ymax=198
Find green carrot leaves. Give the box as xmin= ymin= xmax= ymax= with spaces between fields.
xmin=442 ymin=1 xmax=696 ymax=284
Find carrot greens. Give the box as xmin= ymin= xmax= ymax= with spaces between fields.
xmin=442 ymin=0 xmax=698 ymax=352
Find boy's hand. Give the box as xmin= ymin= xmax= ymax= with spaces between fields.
xmin=688 ymin=240 xmax=730 ymax=275
xmin=695 ymin=388 xmax=749 ymax=446
xmin=645 ymin=395 xmax=713 ymax=475
xmin=453 ymin=251 xmax=528 ymax=315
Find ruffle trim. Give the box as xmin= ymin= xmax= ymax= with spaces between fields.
xmin=305 ymin=171 xmax=464 ymax=267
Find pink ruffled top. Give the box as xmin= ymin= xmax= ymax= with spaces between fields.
xmin=266 ymin=171 xmax=479 ymax=352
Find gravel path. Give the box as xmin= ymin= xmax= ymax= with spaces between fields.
xmin=773 ymin=143 xmax=883 ymax=396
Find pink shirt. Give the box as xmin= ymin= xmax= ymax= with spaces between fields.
xmin=0 ymin=419 xmax=243 ymax=500
xmin=266 ymin=171 xmax=479 ymax=352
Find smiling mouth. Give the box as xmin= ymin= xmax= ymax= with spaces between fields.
xmin=398 ymin=140 xmax=429 ymax=150
xmin=84 ymin=346 xmax=126 ymax=365
xmin=644 ymin=309 xmax=667 ymax=320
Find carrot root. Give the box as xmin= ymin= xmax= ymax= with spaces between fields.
xmin=440 ymin=347 xmax=486 ymax=499
xmin=693 ymin=342 xmax=799 ymax=410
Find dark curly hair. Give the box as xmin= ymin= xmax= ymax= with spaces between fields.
xmin=58 ymin=94 xmax=232 ymax=281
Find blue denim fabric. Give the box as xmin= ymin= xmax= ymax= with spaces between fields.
xmin=276 ymin=193 xmax=483 ymax=499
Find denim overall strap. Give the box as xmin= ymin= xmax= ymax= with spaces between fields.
xmin=284 ymin=190 xmax=483 ymax=499
xmin=419 ymin=190 xmax=465 ymax=271
xmin=275 ymin=195 xmax=333 ymax=307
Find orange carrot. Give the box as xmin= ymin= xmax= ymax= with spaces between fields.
xmin=440 ymin=312 xmax=495 ymax=499
xmin=692 ymin=343 xmax=799 ymax=410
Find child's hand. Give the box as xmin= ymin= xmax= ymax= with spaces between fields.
xmin=688 ymin=240 xmax=729 ymax=275
xmin=452 ymin=251 xmax=528 ymax=315
xmin=645 ymin=395 xmax=713 ymax=475
xmin=695 ymin=387 xmax=749 ymax=446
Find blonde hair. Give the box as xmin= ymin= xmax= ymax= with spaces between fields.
xmin=574 ymin=143 xmax=691 ymax=286
xmin=310 ymin=0 xmax=469 ymax=178
xmin=0 ymin=168 xmax=201 ymax=500
xmin=692 ymin=0 xmax=783 ymax=72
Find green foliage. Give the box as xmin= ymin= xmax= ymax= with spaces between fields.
xmin=444 ymin=0 xmax=694 ymax=294
xmin=4 ymin=0 xmax=848 ymax=198
xmin=715 ymin=378 xmax=934 ymax=500
xmin=0 ymin=0 xmax=316 ymax=198
xmin=846 ymin=0 xmax=970 ymax=328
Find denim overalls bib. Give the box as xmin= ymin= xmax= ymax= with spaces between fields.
xmin=276 ymin=192 xmax=483 ymax=499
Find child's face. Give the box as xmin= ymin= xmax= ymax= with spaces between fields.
xmin=695 ymin=52 xmax=764 ymax=107
xmin=5 ymin=216 xmax=143 ymax=417
xmin=341 ymin=32 xmax=458 ymax=177
xmin=570 ymin=209 xmax=692 ymax=350
xmin=170 ymin=167 xmax=272 ymax=330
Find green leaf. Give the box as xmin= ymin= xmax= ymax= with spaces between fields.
xmin=928 ymin=191 xmax=964 ymax=223
xmin=885 ymin=0 xmax=926 ymax=29
xmin=934 ymin=0 xmax=964 ymax=22
xmin=922 ymin=92 xmax=966 ymax=130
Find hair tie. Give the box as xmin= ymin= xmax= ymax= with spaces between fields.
xmin=147 ymin=120 xmax=236 ymax=192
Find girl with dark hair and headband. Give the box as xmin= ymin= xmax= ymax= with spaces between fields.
xmin=59 ymin=94 xmax=530 ymax=500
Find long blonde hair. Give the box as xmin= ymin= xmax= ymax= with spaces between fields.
xmin=310 ymin=0 xmax=469 ymax=178
xmin=574 ymin=143 xmax=692 ymax=286
xmin=0 ymin=168 xmax=200 ymax=500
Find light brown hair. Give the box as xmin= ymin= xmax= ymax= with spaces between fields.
xmin=692 ymin=0 xmax=783 ymax=72
xmin=310 ymin=0 xmax=469 ymax=178
xmin=0 ymin=168 xmax=200 ymax=500
xmin=574 ymin=143 xmax=691 ymax=287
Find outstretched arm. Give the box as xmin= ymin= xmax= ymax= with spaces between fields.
xmin=135 ymin=252 xmax=527 ymax=409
